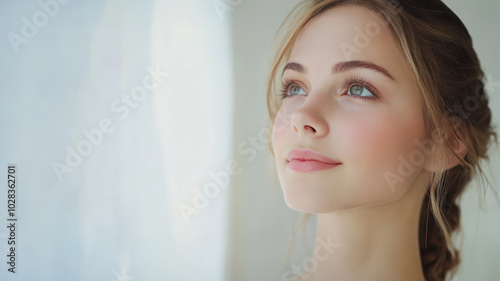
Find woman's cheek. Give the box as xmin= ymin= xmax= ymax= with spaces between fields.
xmin=335 ymin=112 xmax=392 ymax=161
xmin=272 ymin=110 xmax=289 ymax=157
xmin=336 ymin=113 xmax=406 ymax=180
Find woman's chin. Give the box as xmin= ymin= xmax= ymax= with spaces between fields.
xmin=282 ymin=192 xmax=341 ymax=214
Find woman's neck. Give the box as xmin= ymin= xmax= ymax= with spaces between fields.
xmin=296 ymin=183 xmax=428 ymax=281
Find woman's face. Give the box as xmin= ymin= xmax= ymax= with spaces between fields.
xmin=272 ymin=5 xmax=431 ymax=213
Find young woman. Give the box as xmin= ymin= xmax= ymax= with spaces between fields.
xmin=266 ymin=0 xmax=497 ymax=280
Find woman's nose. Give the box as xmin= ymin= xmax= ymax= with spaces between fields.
xmin=290 ymin=96 xmax=330 ymax=138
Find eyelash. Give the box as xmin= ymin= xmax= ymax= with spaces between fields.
xmin=279 ymin=75 xmax=380 ymax=101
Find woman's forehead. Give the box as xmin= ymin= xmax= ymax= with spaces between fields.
xmin=287 ymin=5 xmax=409 ymax=84
xmin=290 ymin=5 xmax=395 ymax=60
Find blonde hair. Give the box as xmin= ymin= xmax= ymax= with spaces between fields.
xmin=266 ymin=0 xmax=498 ymax=280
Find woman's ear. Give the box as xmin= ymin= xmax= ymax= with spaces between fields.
xmin=423 ymin=130 xmax=467 ymax=173
xmin=446 ymin=132 xmax=467 ymax=170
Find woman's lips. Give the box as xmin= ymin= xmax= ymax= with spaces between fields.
xmin=288 ymin=159 xmax=341 ymax=172
xmin=286 ymin=148 xmax=342 ymax=172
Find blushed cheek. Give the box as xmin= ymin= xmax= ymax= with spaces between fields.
xmin=335 ymin=115 xmax=392 ymax=163
xmin=338 ymin=115 xmax=400 ymax=170
xmin=339 ymin=111 xmax=427 ymax=196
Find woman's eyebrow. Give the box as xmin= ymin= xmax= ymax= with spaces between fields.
xmin=282 ymin=60 xmax=396 ymax=81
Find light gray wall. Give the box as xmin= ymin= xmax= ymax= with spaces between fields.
xmin=224 ymin=1 xmax=302 ymax=280
xmin=443 ymin=1 xmax=500 ymax=280
xmin=227 ymin=0 xmax=500 ymax=280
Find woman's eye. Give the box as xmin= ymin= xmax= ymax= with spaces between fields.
xmin=288 ymin=85 xmax=307 ymax=96
xmin=348 ymin=84 xmax=375 ymax=97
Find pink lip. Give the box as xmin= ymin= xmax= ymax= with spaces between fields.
xmin=286 ymin=148 xmax=341 ymax=172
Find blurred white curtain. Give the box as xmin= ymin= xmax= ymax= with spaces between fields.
xmin=0 ymin=0 xmax=232 ymax=280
